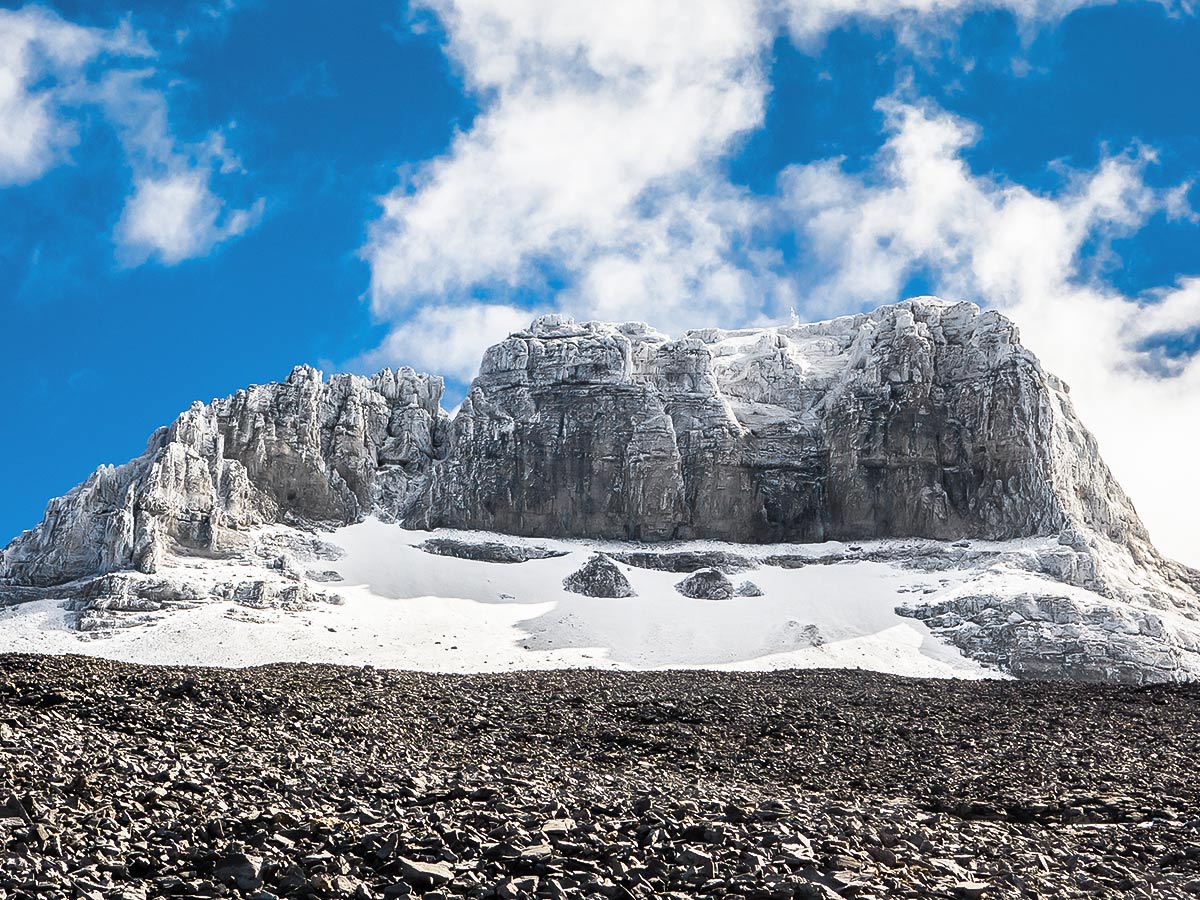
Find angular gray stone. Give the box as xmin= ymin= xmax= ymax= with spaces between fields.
xmin=398 ymin=856 xmax=453 ymax=887
xmin=563 ymin=554 xmax=635 ymax=598
xmin=676 ymin=568 xmax=736 ymax=601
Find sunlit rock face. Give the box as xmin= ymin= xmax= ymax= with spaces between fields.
xmin=0 ymin=365 xmax=448 ymax=586
xmin=413 ymin=299 xmax=1145 ymax=551
xmin=0 ymin=298 xmax=1159 ymax=583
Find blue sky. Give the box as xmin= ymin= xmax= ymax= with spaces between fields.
xmin=2 ymin=0 xmax=1199 ymax=561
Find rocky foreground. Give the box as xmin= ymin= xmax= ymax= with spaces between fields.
xmin=1 ymin=656 xmax=1198 ymax=899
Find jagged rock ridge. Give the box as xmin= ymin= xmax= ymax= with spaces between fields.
xmin=1 ymin=366 xmax=448 ymax=586
xmin=412 ymin=300 xmax=1142 ymax=552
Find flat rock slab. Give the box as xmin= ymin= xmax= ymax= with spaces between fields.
xmin=418 ymin=538 xmax=567 ymax=564
xmin=609 ymin=550 xmax=755 ymax=574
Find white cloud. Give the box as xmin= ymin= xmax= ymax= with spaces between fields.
xmin=362 ymin=0 xmax=1130 ymax=355
xmin=775 ymin=0 xmax=1113 ymax=46
xmin=365 ymin=0 xmax=774 ymax=329
xmin=780 ymin=96 xmax=1200 ymax=563
xmin=351 ymin=302 xmax=539 ymax=383
xmin=95 ymin=68 xmax=264 ymax=265
xmin=0 ymin=6 xmax=146 ymax=185
xmin=115 ymin=169 xmax=263 ymax=266
xmin=0 ymin=4 xmax=260 ymax=265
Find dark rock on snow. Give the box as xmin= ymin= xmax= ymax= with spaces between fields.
xmin=562 ymin=554 xmax=635 ymax=598
xmin=676 ymin=568 xmax=736 ymax=600
xmin=608 ymin=550 xmax=755 ymax=574
xmin=419 ymin=538 xmax=567 ymax=564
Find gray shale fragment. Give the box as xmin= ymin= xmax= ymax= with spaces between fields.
xmin=563 ymin=554 xmax=635 ymax=598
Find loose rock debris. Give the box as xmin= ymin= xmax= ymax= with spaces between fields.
xmin=1 ymin=654 xmax=1198 ymax=899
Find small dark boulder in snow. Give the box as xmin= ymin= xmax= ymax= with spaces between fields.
xmin=563 ymin=554 xmax=635 ymax=598
xmin=676 ymin=568 xmax=735 ymax=600
xmin=735 ymin=580 xmax=764 ymax=597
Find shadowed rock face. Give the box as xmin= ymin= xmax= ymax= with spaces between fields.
xmin=410 ymin=300 xmax=1145 ymax=551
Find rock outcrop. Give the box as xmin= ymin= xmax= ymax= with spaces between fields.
xmin=1 ymin=366 xmax=448 ymax=586
xmin=418 ymin=538 xmax=566 ymax=564
xmin=411 ymin=301 xmax=1145 ymax=555
xmin=562 ymin=555 xmax=635 ymax=598
xmin=898 ymin=592 xmax=1200 ymax=684
xmin=676 ymin=568 xmax=736 ymax=601
xmin=3 ymin=297 xmax=1199 ymax=683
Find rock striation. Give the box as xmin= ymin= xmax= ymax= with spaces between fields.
xmin=412 ymin=300 xmax=1144 ymax=552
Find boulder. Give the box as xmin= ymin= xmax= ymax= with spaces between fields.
xmin=563 ymin=555 xmax=635 ymax=598
xmin=677 ymin=568 xmax=735 ymax=601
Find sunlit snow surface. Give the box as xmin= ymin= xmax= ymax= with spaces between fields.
xmin=0 ymin=518 xmax=1044 ymax=678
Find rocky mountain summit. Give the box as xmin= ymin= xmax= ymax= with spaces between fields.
xmin=3 ymin=298 xmax=1200 ymax=682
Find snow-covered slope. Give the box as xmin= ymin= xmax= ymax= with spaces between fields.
xmin=2 ymin=519 xmax=1198 ymax=682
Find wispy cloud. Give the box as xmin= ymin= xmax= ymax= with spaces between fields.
xmin=0 ymin=4 xmax=262 ymax=266
xmin=0 ymin=6 xmax=148 ymax=185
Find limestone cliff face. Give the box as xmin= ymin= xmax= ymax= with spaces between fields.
xmin=0 ymin=298 xmax=1161 ymax=586
xmin=411 ymin=300 xmax=1147 ymax=553
xmin=1 ymin=366 xmax=448 ymax=586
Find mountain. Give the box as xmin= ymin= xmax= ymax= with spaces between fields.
xmin=3 ymin=298 xmax=1199 ymax=682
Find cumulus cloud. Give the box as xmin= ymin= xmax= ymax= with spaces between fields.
xmin=364 ymin=0 xmax=777 ymax=331
xmin=0 ymin=4 xmax=261 ymax=265
xmin=780 ymin=96 xmax=1200 ymax=562
xmin=115 ymin=169 xmax=263 ymax=266
xmin=362 ymin=0 xmax=1134 ymax=355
